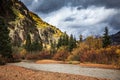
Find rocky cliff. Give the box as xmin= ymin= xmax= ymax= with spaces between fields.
xmin=0 ymin=0 xmax=63 ymax=48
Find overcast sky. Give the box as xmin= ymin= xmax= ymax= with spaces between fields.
xmin=21 ymin=0 xmax=120 ymax=39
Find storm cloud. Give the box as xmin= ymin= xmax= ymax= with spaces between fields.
xmin=21 ymin=0 xmax=120 ymax=38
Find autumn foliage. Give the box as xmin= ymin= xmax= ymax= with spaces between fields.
xmin=80 ymin=46 xmax=120 ymax=64
xmin=67 ymin=36 xmax=120 ymax=67
xmin=53 ymin=46 xmax=69 ymax=61
xmin=25 ymin=51 xmax=51 ymax=60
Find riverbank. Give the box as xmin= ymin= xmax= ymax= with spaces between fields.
xmin=35 ymin=59 xmax=118 ymax=69
xmin=36 ymin=59 xmax=64 ymax=64
xmin=80 ymin=63 xmax=118 ymax=69
xmin=0 ymin=65 xmax=109 ymax=80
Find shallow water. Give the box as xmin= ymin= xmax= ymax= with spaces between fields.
xmin=9 ymin=62 xmax=120 ymax=80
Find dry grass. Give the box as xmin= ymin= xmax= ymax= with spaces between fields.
xmin=36 ymin=59 xmax=64 ymax=64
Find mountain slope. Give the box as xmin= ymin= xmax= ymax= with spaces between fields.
xmin=29 ymin=12 xmax=63 ymax=45
xmin=110 ymin=31 xmax=120 ymax=45
xmin=0 ymin=0 xmax=63 ymax=48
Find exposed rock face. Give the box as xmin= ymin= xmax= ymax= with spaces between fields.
xmin=110 ymin=31 xmax=120 ymax=45
xmin=0 ymin=0 xmax=63 ymax=47
xmin=29 ymin=12 xmax=63 ymax=45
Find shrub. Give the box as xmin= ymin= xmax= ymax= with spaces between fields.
xmin=0 ymin=55 xmax=5 ymax=65
xmin=20 ymin=49 xmax=27 ymax=59
xmin=53 ymin=46 xmax=69 ymax=61
xmin=67 ymin=54 xmax=80 ymax=61
xmin=12 ymin=53 xmax=21 ymax=62
xmin=25 ymin=50 xmax=51 ymax=60
xmin=12 ymin=47 xmax=27 ymax=61
xmin=79 ymin=45 xmax=120 ymax=65
xmin=39 ymin=50 xmax=51 ymax=59
xmin=116 ymin=49 xmax=120 ymax=68
xmin=25 ymin=53 xmax=40 ymax=60
xmin=67 ymin=42 xmax=89 ymax=61
xmin=71 ymin=41 xmax=120 ymax=66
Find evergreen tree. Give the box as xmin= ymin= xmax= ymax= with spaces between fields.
xmin=57 ymin=33 xmax=76 ymax=52
xmin=68 ymin=34 xmax=77 ymax=52
xmin=57 ymin=32 xmax=69 ymax=48
xmin=31 ymin=39 xmax=43 ymax=51
xmin=50 ymin=41 xmax=56 ymax=54
xmin=57 ymin=36 xmax=62 ymax=48
xmin=62 ymin=32 xmax=69 ymax=46
xmin=0 ymin=17 xmax=12 ymax=58
xmin=102 ymin=27 xmax=111 ymax=47
xmin=25 ymin=34 xmax=31 ymax=52
xmin=79 ymin=34 xmax=83 ymax=42
xmin=25 ymin=34 xmax=43 ymax=52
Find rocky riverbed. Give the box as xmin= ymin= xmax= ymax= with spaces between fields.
xmin=8 ymin=62 xmax=120 ymax=80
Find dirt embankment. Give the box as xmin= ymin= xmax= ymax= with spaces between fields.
xmin=0 ymin=65 xmax=109 ymax=80
xmin=80 ymin=63 xmax=118 ymax=69
xmin=36 ymin=60 xmax=64 ymax=64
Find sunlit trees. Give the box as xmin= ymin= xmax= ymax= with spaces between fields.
xmin=85 ymin=36 xmax=102 ymax=49
xmin=85 ymin=36 xmax=94 ymax=49
xmin=67 ymin=42 xmax=89 ymax=61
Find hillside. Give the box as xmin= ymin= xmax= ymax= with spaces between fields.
xmin=110 ymin=31 xmax=120 ymax=45
xmin=29 ymin=12 xmax=63 ymax=47
xmin=0 ymin=0 xmax=63 ymax=48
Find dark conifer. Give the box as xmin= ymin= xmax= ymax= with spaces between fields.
xmin=0 ymin=17 xmax=12 ymax=58
xmin=102 ymin=27 xmax=111 ymax=47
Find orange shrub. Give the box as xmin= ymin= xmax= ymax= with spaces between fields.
xmin=115 ymin=49 xmax=120 ymax=68
xmin=79 ymin=45 xmax=120 ymax=64
xmin=0 ymin=55 xmax=6 ymax=65
xmin=12 ymin=53 xmax=21 ymax=62
xmin=67 ymin=54 xmax=80 ymax=61
xmin=20 ymin=49 xmax=27 ymax=59
xmin=39 ymin=50 xmax=51 ymax=59
xmin=25 ymin=51 xmax=51 ymax=60
xmin=53 ymin=46 xmax=69 ymax=61
xmin=70 ymin=42 xmax=120 ymax=66
xmin=67 ymin=42 xmax=89 ymax=61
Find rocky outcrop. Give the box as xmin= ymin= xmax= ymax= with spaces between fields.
xmin=29 ymin=12 xmax=63 ymax=45
xmin=0 ymin=0 xmax=63 ymax=48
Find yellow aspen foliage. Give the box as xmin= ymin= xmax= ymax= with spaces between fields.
xmin=20 ymin=49 xmax=27 ymax=57
xmin=116 ymin=49 xmax=120 ymax=55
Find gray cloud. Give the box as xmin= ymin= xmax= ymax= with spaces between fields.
xmin=21 ymin=0 xmax=120 ymax=39
xmin=109 ymin=13 xmax=120 ymax=29
xmin=34 ymin=0 xmax=65 ymax=13
xmin=21 ymin=0 xmax=120 ymax=13
xmin=21 ymin=0 xmax=65 ymax=13
xmin=87 ymin=0 xmax=120 ymax=8
xmin=20 ymin=0 xmax=32 ymax=5
xmin=64 ymin=17 xmax=75 ymax=22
